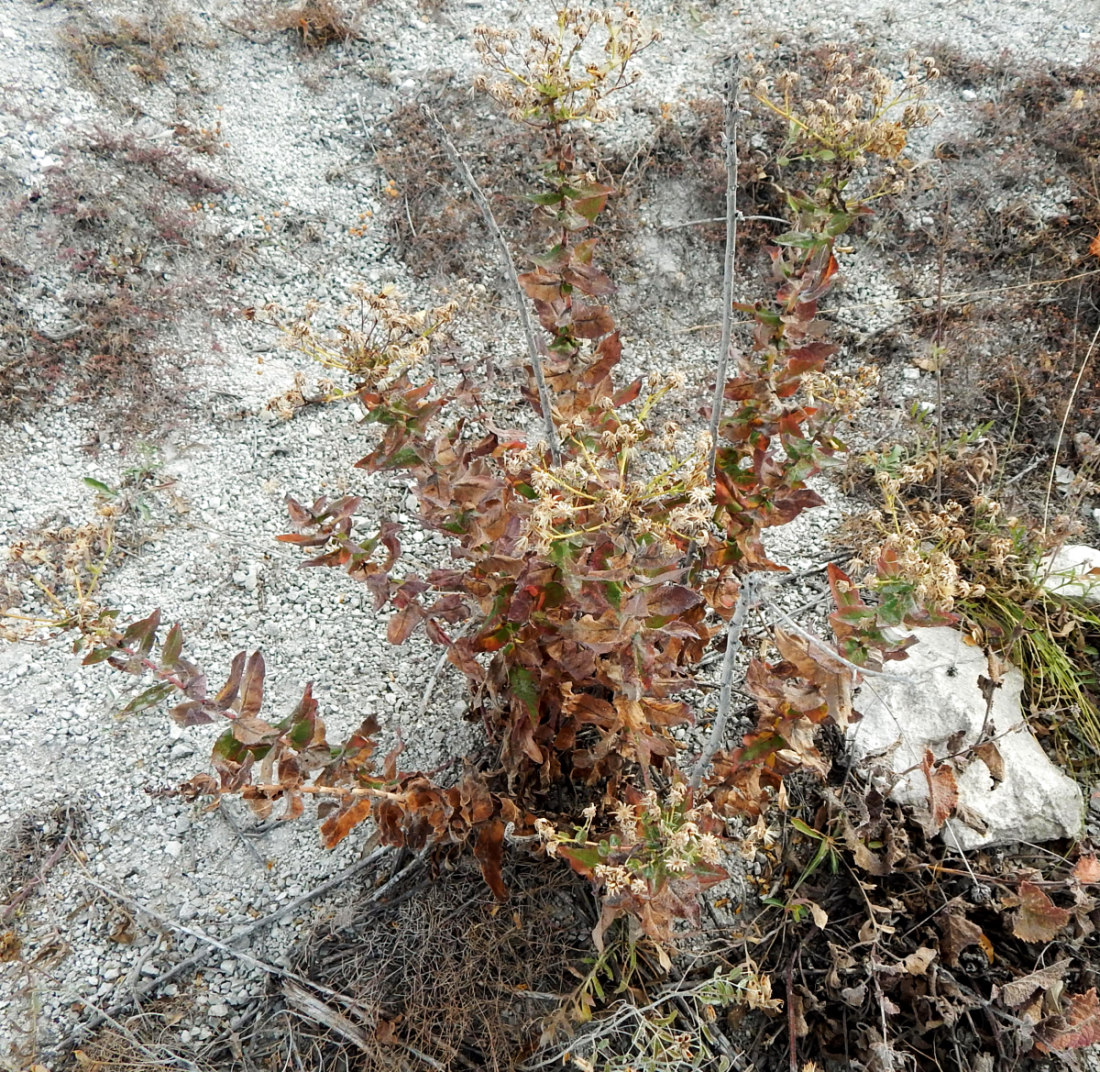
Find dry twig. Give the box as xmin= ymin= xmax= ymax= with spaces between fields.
xmin=421 ymin=104 xmax=561 ymax=466
xmin=706 ymin=54 xmax=741 ymax=482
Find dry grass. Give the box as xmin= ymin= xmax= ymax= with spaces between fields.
xmin=245 ymin=855 xmax=591 ymax=1072
xmin=236 ymin=0 xmax=372 ymax=50
xmin=58 ymin=1 xmax=213 ymax=93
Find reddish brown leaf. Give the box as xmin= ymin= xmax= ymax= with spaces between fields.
xmin=1012 ymin=880 xmax=1072 ymax=942
xmin=517 ymin=269 xmax=562 ymax=303
xmin=1040 ymin=988 xmax=1100 ymax=1051
xmin=387 ymin=602 xmax=424 ymax=645
xmin=320 ymin=796 xmax=373 ymax=849
xmin=238 ymin=652 xmax=265 ymax=719
xmin=1090 ymin=229 xmax=1100 ymax=259
xmin=936 ymin=909 xmax=986 ymax=967
xmin=920 ymin=750 xmax=958 ymax=833
xmin=570 ymin=304 xmax=615 ymax=340
xmin=170 ymin=701 xmax=214 ymax=727
xmin=232 ymin=716 xmax=277 ymax=746
xmin=473 ymin=819 xmax=508 ymax=901
xmin=645 ymin=584 xmax=703 ymax=619
xmin=213 ymin=651 xmax=246 ymax=709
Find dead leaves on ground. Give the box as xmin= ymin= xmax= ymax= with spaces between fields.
xmin=768 ymin=778 xmax=1100 ymax=1066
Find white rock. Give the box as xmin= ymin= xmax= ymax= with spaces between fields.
xmin=846 ymin=627 xmax=1083 ymax=849
xmin=1032 ymin=544 xmax=1100 ymax=605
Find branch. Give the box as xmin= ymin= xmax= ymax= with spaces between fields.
xmin=421 ymin=104 xmax=561 ymax=466
xmin=53 ymin=847 xmax=407 ymax=1059
xmin=691 ymin=570 xmax=760 ymax=788
xmin=706 ymin=54 xmax=741 ymax=482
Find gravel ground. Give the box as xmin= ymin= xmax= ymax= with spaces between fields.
xmin=0 ymin=0 xmax=1095 ymax=1065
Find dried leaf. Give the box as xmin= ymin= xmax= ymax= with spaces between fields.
xmin=0 ymin=930 xmax=20 ymax=962
xmin=387 ymin=601 xmax=424 ymax=645
xmin=1074 ymin=856 xmax=1100 ymax=884
xmin=1040 ymin=988 xmax=1100 ymax=1051
xmin=473 ymin=819 xmax=509 ymax=901
xmin=232 ymin=716 xmax=277 ymax=746
xmin=997 ymin=958 xmax=1072 ymax=1009
xmin=920 ymin=750 xmax=958 ymax=833
xmin=1011 ymin=880 xmax=1072 ymax=942
xmin=936 ymin=910 xmax=985 ymax=966
xmin=900 ymin=947 xmax=937 ymax=975
xmin=213 ymin=652 xmax=246 ymax=709
xmin=238 ymin=652 xmax=265 ymax=719
xmin=974 ymin=741 xmax=1004 ymax=785
xmin=320 ymin=796 xmax=373 ymax=849
xmin=1090 ymin=229 xmax=1100 ymax=260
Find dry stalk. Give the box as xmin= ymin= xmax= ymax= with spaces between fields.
xmin=706 ymin=53 xmax=741 ymax=482
xmin=53 ymin=847 xmax=406 ymax=1058
xmin=420 ymin=104 xmax=561 ymax=466
xmin=1043 ymin=319 xmax=1100 ymax=531
xmin=691 ymin=569 xmax=760 ymax=789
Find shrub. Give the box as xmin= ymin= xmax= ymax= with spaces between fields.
xmin=72 ymin=13 xmax=1100 ymax=1070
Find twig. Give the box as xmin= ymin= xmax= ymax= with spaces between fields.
xmin=76 ymin=997 xmax=203 ymax=1072
xmin=706 ymin=54 xmax=740 ymax=482
xmin=282 ymin=980 xmax=447 ymax=1070
xmin=932 ymin=194 xmax=949 ymax=504
xmin=417 ymin=621 xmax=471 ymax=722
xmin=1043 ymin=319 xmax=1100 ymax=530
xmin=78 ymin=875 xmax=369 ymax=1009
xmin=216 ymin=803 xmax=269 ymax=868
xmin=53 ymin=848 xmax=398 ymax=1057
xmin=1 ymin=829 xmax=75 ymax=922
xmin=659 ymin=213 xmax=787 ymax=230
xmin=421 ymin=104 xmax=561 ymax=466
xmin=691 ymin=570 xmax=760 ymax=788
xmin=280 ymin=980 xmax=371 ymax=1048
xmin=1002 ymin=456 xmax=1042 ymax=487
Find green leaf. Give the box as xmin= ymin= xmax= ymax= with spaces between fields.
xmin=83 ymin=477 xmax=117 ymax=498
xmin=379 ymin=446 xmax=422 ymax=470
xmin=212 ymin=728 xmax=247 ymax=764
xmin=509 ymin=666 xmax=540 ymax=720
xmin=82 ymin=646 xmax=118 ymax=666
xmin=160 ymin=623 xmax=184 ymax=669
xmin=526 ymin=190 xmax=565 ymax=206
xmin=825 ymin=211 xmax=854 ymax=237
xmin=790 ymin=817 xmax=822 ymax=839
xmin=774 ymin=231 xmax=819 ymax=250
xmin=118 ymin=681 xmax=175 ymax=717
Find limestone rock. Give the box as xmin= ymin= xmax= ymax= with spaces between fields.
xmin=1032 ymin=544 xmax=1100 ymax=606
xmin=846 ymin=627 xmax=1083 ymax=849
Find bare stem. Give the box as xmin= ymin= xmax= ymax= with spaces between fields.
xmin=421 ymin=104 xmax=561 ymax=466
xmin=706 ymin=54 xmax=741 ymax=482
xmin=1043 ymin=320 xmax=1100 ymax=531
xmin=54 ymin=847 xmax=402 ymax=1060
xmin=691 ymin=570 xmax=759 ymax=789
